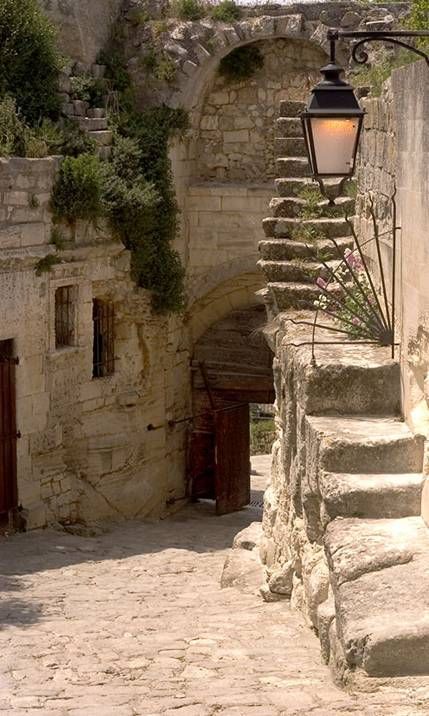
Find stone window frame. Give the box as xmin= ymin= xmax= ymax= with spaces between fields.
xmin=49 ymin=279 xmax=80 ymax=355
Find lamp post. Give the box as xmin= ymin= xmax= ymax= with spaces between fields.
xmin=301 ymin=29 xmax=429 ymax=203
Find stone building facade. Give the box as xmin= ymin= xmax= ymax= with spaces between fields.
xmin=2 ymin=1 xmax=412 ymax=534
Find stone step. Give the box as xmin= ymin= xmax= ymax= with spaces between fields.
xmin=269 ymin=196 xmax=355 ymax=219
xmin=294 ymin=343 xmax=401 ymax=416
xmin=89 ymin=129 xmax=113 ymax=146
xmin=276 ymin=117 xmax=303 ymax=138
xmin=276 ymin=136 xmax=306 ymax=157
xmin=306 ymin=416 xmax=424 ymax=474
xmin=277 ymin=157 xmax=309 ymax=178
xmin=258 ymin=258 xmax=328 ymax=284
xmin=258 ymin=236 xmax=354 ymax=262
xmin=274 ymin=177 xmax=350 ymax=198
xmin=279 ymin=100 xmax=305 ymax=117
xmin=88 ymin=108 xmax=107 ymax=119
xmin=268 ymin=281 xmax=321 ymax=311
xmin=262 ymin=216 xmax=352 ymax=240
xmin=325 ymin=516 xmax=429 ymax=676
xmin=319 ymin=472 xmax=423 ymax=523
xmin=275 ymin=177 xmax=312 ymax=197
xmin=73 ymin=117 xmax=108 ymax=131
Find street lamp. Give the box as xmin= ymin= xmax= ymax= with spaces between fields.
xmin=302 ymin=29 xmax=429 ymax=202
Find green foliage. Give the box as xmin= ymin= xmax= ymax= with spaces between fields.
xmin=70 ymin=75 xmax=105 ymax=107
xmin=352 ymin=50 xmax=415 ymax=96
xmin=407 ymin=0 xmax=429 ymax=52
xmin=34 ymin=254 xmax=60 ymax=276
xmin=51 ymin=154 xmax=104 ymax=224
xmin=0 ymin=97 xmax=27 ymax=156
xmin=0 ymin=0 xmax=61 ymax=124
xmin=292 ymin=225 xmax=326 ymax=243
xmin=219 ymin=45 xmax=264 ymax=82
xmin=141 ymin=47 xmax=177 ymax=83
xmin=298 ymin=186 xmax=324 ymax=220
xmin=172 ymin=0 xmax=205 ymax=21
xmin=250 ymin=419 xmax=275 ymax=456
xmin=50 ymin=226 xmax=66 ymax=250
xmin=211 ymin=0 xmax=241 ymax=22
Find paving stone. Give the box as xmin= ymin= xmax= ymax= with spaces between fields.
xmin=0 ymin=465 xmax=427 ymax=713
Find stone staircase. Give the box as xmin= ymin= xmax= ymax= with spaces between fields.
xmin=59 ymin=63 xmax=113 ymax=159
xmin=259 ymin=100 xmax=354 ymax=314
xmin=259 ymin=100 xmax=429 ymax=682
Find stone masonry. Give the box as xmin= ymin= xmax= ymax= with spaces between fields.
xmin=258 ymin=86 xmax=429 ymax=682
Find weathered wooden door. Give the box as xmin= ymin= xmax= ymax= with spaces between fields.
xmin=0 ymin=352 xmax=18 ymax=521
xmin=188 ymin=429 xmax=216 ymax=499
xmin=215 ymin=403 xmax=250 ymax=515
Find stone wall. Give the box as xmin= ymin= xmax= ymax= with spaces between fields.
xmin=197 ymin=39 xmax=325 ymax=182
xmin=0 ymin=157 xmax=190 ymax=530
xmin=38 ymin=0 xmax=123 ymax=65
xmin=356 ymin=60 xmax=429 ymax=434
xmin=186 ymin=183 xmax=271 ymax=289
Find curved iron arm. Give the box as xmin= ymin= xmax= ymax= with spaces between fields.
xmin=327 ymin=29 xmax=429 ymax=66
xmin=351 ymin=37 xmax=429 ymax=66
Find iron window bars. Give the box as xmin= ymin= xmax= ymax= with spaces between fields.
xmin=55 ymin=286 xmax=75 ymax=349
xmin=93 ymin=299 xmax=115 ymax=378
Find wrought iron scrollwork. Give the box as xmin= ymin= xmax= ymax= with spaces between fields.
xmin=327 ymin=29 xmax=429 ymax=67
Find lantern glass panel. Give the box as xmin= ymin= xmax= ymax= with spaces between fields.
xmin=310 ymin=116 xmax=360 ymax=175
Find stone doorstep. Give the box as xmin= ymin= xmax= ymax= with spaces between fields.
xmin=324 ymin=515 xmax=429 ymax=677
xmin=319 ymin=471 xmax=424 ymax=521
xmin=269 ymin=195 xmax=355 ymax=219
xmin=276 ymin=157 xmax=310 ymax=178
xmin=258 ymin=258 xmax=334 ymax=283
xmin=276 ymin=117 xmax=303 ymax=138
xmin=279 ymin=99 xmax=305 ymax=117
xmin=268 ymin=280 xmax=322 ymax=310
xmin=306 ymin=415 xmax=425 ymax=475
xmin=258 ymin=236 xmax=354 ymax=261
xmin=264 ymin=216 xmax=352 ymax=240
xmin=276 ymin=136 xmax=307 ymax=157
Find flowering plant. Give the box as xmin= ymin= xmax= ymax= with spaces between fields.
xmin=314 ymin=244 xmax=392 ymax=345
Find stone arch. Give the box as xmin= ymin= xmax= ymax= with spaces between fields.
xmin=187 ymin=271 xmax=265 ymax=345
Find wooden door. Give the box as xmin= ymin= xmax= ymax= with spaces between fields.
xmin=215 ymin=403 xmax=250 ymax=515
xmin=0 ymin=352 xmax=18 ymax=520
xmin=188 ymin=429 xmax=215 ymax=499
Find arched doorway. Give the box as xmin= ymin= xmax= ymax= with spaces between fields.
xmin=188 ymin=304 xmax=274 ymax=515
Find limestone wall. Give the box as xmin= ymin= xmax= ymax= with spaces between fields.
xmin=0 ymin=157 xmax=190 ymax=529
xmin=356 ymin=60 xmax=429 ymax=432
xmin=197 ymin=39 xmax=324 ymax=182
xmin=38 ymin=0 xmax=123 ymax=65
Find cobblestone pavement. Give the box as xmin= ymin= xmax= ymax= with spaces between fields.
xmin=1 ymin=459 xmax=429 ymax=715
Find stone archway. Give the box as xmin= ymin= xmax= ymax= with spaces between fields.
xmin=188 ymin=301 xmax=274 ymax=514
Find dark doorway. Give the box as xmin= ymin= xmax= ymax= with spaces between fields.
xmin=0 ymin=340 xmax=18 ymax=524
xmin=188 ymin=305 xmax=274 ymax=515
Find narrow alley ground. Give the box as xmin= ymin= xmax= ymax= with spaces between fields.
xmin=0 ymin=457 xmax=428 ymax=716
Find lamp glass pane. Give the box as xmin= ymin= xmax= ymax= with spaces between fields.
xmin=310 ymin=117 xmax=359 ymax=175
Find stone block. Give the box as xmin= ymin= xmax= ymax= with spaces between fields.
xmin=223 ymin=130 xmax=249 ymax=144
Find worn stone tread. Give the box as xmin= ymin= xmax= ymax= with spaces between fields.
xmin=259 ymin=236 xmax=353 ymax=261
xmin=306 ymin=415 xmax=424 ymax=473
xmin=325 ymin=516 xmax=429 ymax=676
xmin=319 ymin=471 xmax=423 ymax=520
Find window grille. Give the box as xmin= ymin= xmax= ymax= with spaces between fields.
xmin=55 ymin=286 xmax=75 ymax=348
xmin=93 ymin=299 xmax=115 ymax=378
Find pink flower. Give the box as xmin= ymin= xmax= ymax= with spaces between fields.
xmin=344 ymin=248 xmax=363 ymax=272
xmin=352 ymin=317 xmax=361 ymax=326
xmin=316 ymin=276 xmax=328 ymax=289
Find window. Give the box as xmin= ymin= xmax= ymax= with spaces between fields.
xmin=55 ymin=286 xmax=75 ymax=348
xmin=93 ymin=299 xmax=115 ymax=378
